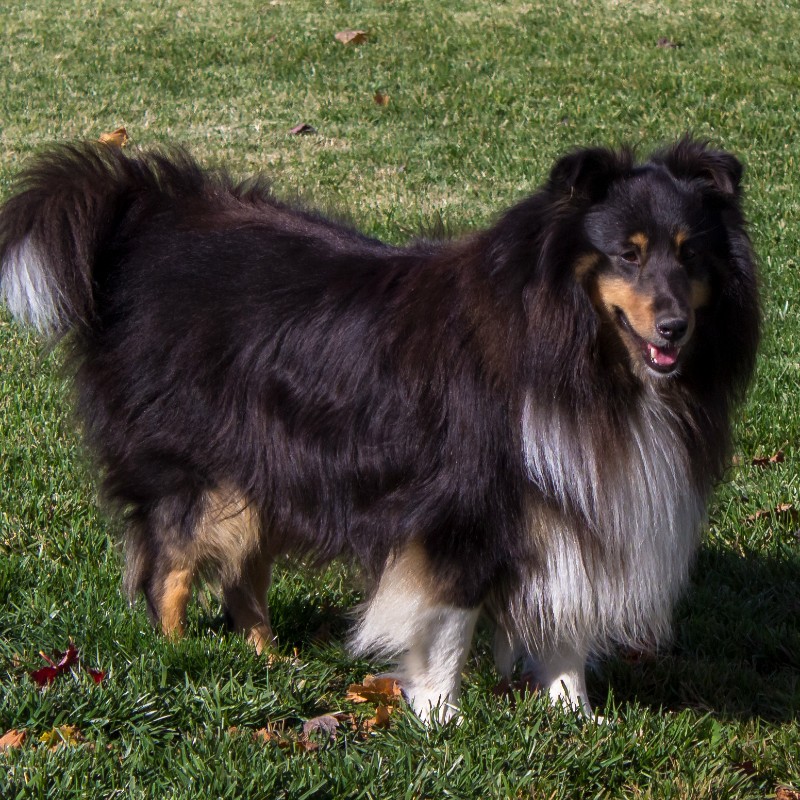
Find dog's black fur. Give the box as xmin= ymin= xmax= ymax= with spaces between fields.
xmin=0 ymin=138 xmax=759 ymax=719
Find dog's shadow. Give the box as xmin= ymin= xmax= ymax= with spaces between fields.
xmin=200 ymin=548 xmax=798 ymax=722
xmin=595 ymin=546 xmax=800 ymax=722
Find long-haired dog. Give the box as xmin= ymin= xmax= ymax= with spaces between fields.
xmin=0 ymin=138 xmax=759 ymax=721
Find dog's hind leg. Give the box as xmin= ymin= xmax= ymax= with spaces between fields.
xmin=124 ymin=519 xmax=196 ymax=639
xmin=222 ymin=551 xmax=276 ymax=654
xmin=154 ymin=562 xmax=195 ymax=638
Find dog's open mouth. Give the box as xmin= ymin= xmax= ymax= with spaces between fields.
xmin=615 ymin=310 xmax=681 ymax=375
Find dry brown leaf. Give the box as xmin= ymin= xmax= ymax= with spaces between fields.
xmin=335 ymin=30 xmax=368 ymax=45
xmin=345 ymin=674 xmax=403 ymax=705
xmin=373 ymin=91 xmax=390 ymax=106
xmin=302 ymin=713 xmax=347 ymax=739
xmin=364 ymin=704 xmax=393 ymax=731
xmin=751 ymin=450 xmax=785 ymax=468
xmin=777 ymin=788 xmax=800 ymax=800
xmin=746 ymin=502 xmax=799 ymax=524
xmin=0 ymin=729 xmax=26 ymax=751
xmin=253 ymin=728 xmax=280 ymax=744
xmin=254 ymin=726 xmax=319 ymax=754
xmin=98 ymin=127 xmax=129 ymax=147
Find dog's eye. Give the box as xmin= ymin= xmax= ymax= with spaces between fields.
xmin=620 ymin=251 xmax=639 ymax=265
xmin=680 ymin=244 xmax=697 ymax=261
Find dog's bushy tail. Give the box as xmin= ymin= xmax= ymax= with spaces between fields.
xmin=0 ymin=142 xmax=205 ymax=336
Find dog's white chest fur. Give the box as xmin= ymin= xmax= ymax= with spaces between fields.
xmin=516 ymin=388 xmax=706 ymax=656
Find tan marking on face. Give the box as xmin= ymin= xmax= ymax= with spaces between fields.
xmin=594 ymin=274 xmax=655 ymax=339
xmin=159 ymin=567 xmax=194 ymax=638
xmin=629 ymin=232 xmax=649 ymax=259
xmin=674 ymin=229 xmax=689 ymax=250
xmin=573 ymin=252 xmax=601 ymax=281
xmin=690 ymin=278 xmax=711 ymax=310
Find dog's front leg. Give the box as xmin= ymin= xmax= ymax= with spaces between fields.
xmin=400 ymin=606 xmax=481 ymax=723
xmin=533 ymin=644 xmax=594 ymax=717
xmin=350 ymin=542 xmax=480 ymax=723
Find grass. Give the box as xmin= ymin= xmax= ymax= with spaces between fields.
xmin=1 ymin=0 xmax=799 ymax=797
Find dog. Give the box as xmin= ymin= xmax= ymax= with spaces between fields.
xmin=0 ymin=138 xmax=759 ymax=721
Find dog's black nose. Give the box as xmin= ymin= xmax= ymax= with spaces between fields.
xmin=656 ymin=318 xmax=689 ymax=341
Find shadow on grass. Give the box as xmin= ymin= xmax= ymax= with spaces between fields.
xmin=597 ymin=546 xmax=800 ymax=723
xmin=193 ymin=546 xmax=799 ymax=723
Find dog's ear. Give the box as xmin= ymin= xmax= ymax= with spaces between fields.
xmin=653 ymin=137 xmax=743 ymax=198
xmin=546 ymin=146 xmax=633 ymax=204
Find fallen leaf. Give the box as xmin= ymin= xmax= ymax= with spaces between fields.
xmin=364 ymin=704 xmax=393 ymax=731
xmin=302 ymin=713 xmax=348 ymax=740
xmin=30 ymin=642 xmax=79 ymax=686
xmin=98 ymin=127 xmax=129 ymax=147
xmin=29 ymin=642 xmax=106 ymax=686
xmin=254 ymin=727 xmax=318 ymax=754
xmin=751 ymin=450 xmax=785 ymax=468
xmin=746 ymin=503 xmax=799 ymax=524
xmin=85 ymin=667 xmax=106 ymax=684
xmin=290 ymin=123 xmax=317 ymax=136
xmin=777 ymin=788 xmax=800 ymax=800
xmin=302 ymin=714 xmax=339 ymax=738
xmin=0 ymin=730 xmax=26 ymax=751
xmin=373 ymin=91 xmax=390 ymax=106
xmin=335 ymin=30 xmax=368 ymax=45
xmin=345 ymin=674 xmax=403 ymax=706
xmin=39 ymin=725 xmax=83 ymax=750
xmin=253 ymin=728 xmax=280 ymax=744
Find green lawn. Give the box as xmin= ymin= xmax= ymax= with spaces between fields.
xmin=1 ymin=1 xmax=799 ymax=797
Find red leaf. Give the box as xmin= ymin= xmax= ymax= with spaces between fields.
xmin=30 ymin=666 xmax=62 ymax=686
xmin=29 ymin=642 xmax=105 ymax=686
xmin=85 ymin=668 xmax=106 ymax=684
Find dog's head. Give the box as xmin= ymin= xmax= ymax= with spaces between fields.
xmin=548 ymin=139 xmax=746 ymax=381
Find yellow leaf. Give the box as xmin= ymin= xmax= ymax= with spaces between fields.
xmin=39 ymin=724 xmax=82 ymax=750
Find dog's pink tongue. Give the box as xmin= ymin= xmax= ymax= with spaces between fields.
xmin=648 ymin=343 xmax=678 ymax=367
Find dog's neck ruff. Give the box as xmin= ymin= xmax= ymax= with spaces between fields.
xmin=515 ymin=386 xmax=706 ymax=656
